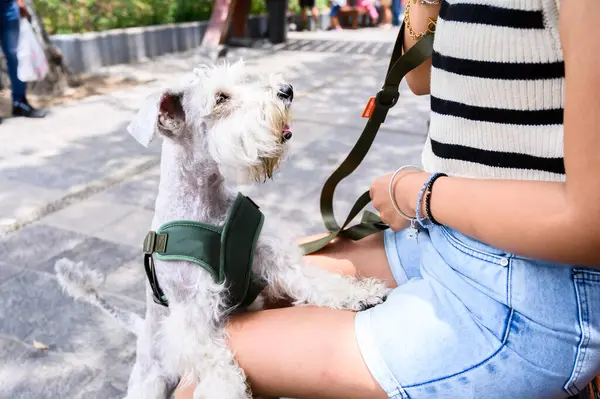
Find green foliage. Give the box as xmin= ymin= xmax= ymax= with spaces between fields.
xmin=34 ymin=0 xmax=278 ymax=34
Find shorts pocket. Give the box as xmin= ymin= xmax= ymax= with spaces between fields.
xmin=439 ymin=226 xmax=510 ymax=264
xmin=564 ymin=268 xmax=600 ymax=395
xmin=433 ymin=226 xmax=513 ymax=306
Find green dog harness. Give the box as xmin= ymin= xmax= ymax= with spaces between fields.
xmin=142 ymin=192 xmax=266 ymax=309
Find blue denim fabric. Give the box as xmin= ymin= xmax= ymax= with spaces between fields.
xmin=1 ymin=1 xmax=26 ymax=103
xmin=391 ymin=0 xmax=402 ymax=26
xmin=355 ymin=226 xmax=600 ymax=398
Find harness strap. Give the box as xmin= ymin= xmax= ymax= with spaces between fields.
xmin=220 ymin=193 xmax=266 ymax=309
xmin=142 ymin=193 xmax=266 ymax=309
xmin=300 ymin=23 xmax=435 ymax=255
xmin=144 ymin=254 xmax=169 ymax=306
xmin=143 ymin=231 xmax=169 ymax=306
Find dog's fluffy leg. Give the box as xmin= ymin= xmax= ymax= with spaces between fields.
xmin=256 ymin=239 xmax=390 ymax=311
xmin=55 ymin=258 xmax=143 ymax=335
xmin=162 ymin=300 xmax=250 ymax=399
xmin=189 ymin=336 xmax=250 ymax=399
xmin=274 ymin=262 xmax=389 ymax=311
xmin=125 ymin=290 xmax=178 ymax=399
xmin=124 ymin=369 xmax=173 ymax=399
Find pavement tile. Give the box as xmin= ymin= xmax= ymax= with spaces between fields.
xmin=0 ymin=261 xmax=24 ymax=286
xmin=41 ymin=199 xmax=137 ymax=237
xmin=0 ymin=350 xmax=97 ymax=399
xmin=92 ymin=208 xmax=154 ymax=249
xmin=95 ymin=166 xmax=160 ymax=211
xmin=32 ymin=236 xmax=138 ymax=275
xmin=0 ymin=178 xmax=64 ymax=227
xmin=0 ymin=335 xmax=24 ymax=355
xmin=0 ymin=224 xmax=87 ymax=268
xmin=21 ymin=294 xmax=142 ymax=359
xmin=0 ymin=270 xmax=75 ymax=340
xmin=0 ymin=164 xmax=106 ymax=191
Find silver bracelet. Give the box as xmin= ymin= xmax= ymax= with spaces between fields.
xmin=419 ymin=0 xmax=442 ymax=4
xmin=388 ymin=165 xmax=425 ymax=222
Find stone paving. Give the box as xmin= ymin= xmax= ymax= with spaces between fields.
xmin=0 ymin=26 xmax=429 ymax=398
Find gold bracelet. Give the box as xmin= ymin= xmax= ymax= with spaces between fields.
xmin=405 ymin=1 xmax=437 ymax=41
xmin=410 ymin=0 xmax=442 ymax=4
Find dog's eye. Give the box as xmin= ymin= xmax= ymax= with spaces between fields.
xmin=215 ymin=92 xmax=230 ymax=105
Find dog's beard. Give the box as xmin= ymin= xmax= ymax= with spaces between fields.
xmin=249 ymin=155 xmax=282 ymax=182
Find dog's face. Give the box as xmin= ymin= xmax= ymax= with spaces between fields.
xmin=127 ymin=61 xmax=293 ymax=181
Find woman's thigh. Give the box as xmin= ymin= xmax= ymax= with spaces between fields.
xmin=300 ymin=232 xmax=397 ymax=288
xmin=230 ymin=307 xmax=387 ymax=399
xmin=174 ymin=308 xmax=387 ymax=399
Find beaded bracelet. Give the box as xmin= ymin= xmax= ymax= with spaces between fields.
xmin=424 ymin=173 xmax=447 ymax=226
xmin=415 ymin=172 xmax=447 ymax=228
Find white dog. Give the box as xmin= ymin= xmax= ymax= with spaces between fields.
xmin=55 ymin=61 xmax=389 ymax=399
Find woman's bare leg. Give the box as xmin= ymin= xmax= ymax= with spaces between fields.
xmin=300 ymin=232 xmax=397 ymax=288
xmin=175 ymin=232 xmax=393 ymax=399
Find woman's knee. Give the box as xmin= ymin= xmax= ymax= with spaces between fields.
xmin=300 ymin=232 xmax=396 ymax=287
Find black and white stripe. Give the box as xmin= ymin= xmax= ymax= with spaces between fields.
xmin=439 ymin=0 xmax=546 ymax=29
xmin=422 ymin=0 xmax=566 ymax=181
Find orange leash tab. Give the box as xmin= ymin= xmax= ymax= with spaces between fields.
xmin=361 ymin=96 xmax=376 ymax=118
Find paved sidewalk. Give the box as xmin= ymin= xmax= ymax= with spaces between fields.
xmin=0 ymin=28 xmax=429 ymax=398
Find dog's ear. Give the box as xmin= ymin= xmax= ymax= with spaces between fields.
xmin=127 ymin=90 xmax=185 ymax=147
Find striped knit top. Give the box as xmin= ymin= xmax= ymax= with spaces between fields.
xmin=421 ymin=0 xmax=565 ymax=181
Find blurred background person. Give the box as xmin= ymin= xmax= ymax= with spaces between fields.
xmin=0 ymin=0 xmax=47 ymax=123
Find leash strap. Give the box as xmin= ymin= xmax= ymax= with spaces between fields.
xmin=300 ymin=23 xmax=435 ymax=255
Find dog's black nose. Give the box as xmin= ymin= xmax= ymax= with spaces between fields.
xmin=278 ymin=84 xmax=294 ymax=101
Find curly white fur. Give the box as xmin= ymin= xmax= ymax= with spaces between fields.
xmin=55 ymin=60 xmax=389 ymax=399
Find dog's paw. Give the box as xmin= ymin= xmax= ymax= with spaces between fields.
xmin=343 ymin=278 xmax=390 ymax=311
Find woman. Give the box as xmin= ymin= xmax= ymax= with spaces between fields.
xmin=178 ymin=0 xmax=600 ymax=397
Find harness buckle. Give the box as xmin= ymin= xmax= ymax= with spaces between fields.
xmin=143 ymin=232 xmax=156 ymax=254
xmin=143 ymin=231 xmax=168 ymax=254
xmin=375 ymin=90 xmax=399 ymax=109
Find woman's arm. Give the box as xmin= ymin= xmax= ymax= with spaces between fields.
xmin=403 ymin=1 xmax=441 ymax=95
xmin=389 ymin=1 xmax=600 ymax=266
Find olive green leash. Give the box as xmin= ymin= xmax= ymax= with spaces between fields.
xmin=300 ymin=24 xmax=435 ymax=255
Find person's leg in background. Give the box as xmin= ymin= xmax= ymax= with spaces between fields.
xmin=299 ymin=0 xmax=308 ymax=30
xmin=0 ymin=1 xmax=47 ymax=120
xmin=358 ymin=0 xmax=378 ymax=25
xmin=379 ymin=0 xmax=392 ymax=28
xmin=311 ymin=4 xmax=320 ymax=29
xmin=329 ymin=4 xmax=343 ymax=30
xmin=391 ymin=0 xmax=402 ymax=26
xmin=299 ymin=0 xmax=318 ymax=30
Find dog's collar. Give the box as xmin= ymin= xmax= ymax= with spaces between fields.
xmin=142 ymin=192 xmax=266 ymax=309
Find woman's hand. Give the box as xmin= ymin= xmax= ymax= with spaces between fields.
xmin=370 ymin=170 xmax=429 ymax=231
xmin=17 ymin=0 xmax=30 ymax=19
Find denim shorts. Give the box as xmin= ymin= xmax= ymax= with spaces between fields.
xmin=355 ymin=226 xmax=600 ymax=398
